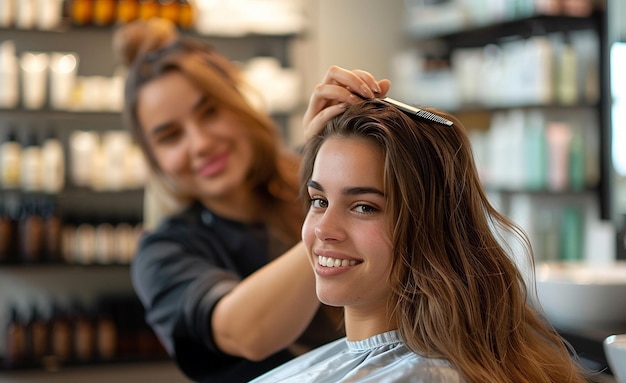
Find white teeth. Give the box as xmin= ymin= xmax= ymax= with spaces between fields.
xmin=318 ymin=256 xmax=357 ymax=268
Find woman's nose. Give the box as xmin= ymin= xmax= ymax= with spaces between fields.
xmin=314 ymin=208 xmax=346 ymax=242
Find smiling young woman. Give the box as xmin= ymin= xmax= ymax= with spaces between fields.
xmin=250 ymin=99 xmax=591 ymax=383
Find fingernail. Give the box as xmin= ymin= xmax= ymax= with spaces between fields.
xmin=349 ymin=93 xmax=363 ymax=102
xmin=360 ymin=85 xmax=374 ymax=98
xmin=373 ymin=84 xmax=382 ymax=94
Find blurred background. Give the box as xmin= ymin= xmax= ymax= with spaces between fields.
xmin=0 ymin=0 xmax=624 ymax=381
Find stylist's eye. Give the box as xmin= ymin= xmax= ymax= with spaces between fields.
xmin=154 ymin=127 xmax=181 ymax=144
xmin=199 ymin=101 xmax=218 ymax=118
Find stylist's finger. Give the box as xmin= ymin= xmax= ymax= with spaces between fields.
xmin=303 ymin=66 xmax=391 ymax=140
xmin=321 ymin=66 xmax=381 ymax=99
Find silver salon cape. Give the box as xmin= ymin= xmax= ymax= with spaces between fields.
xmin=249 ymin=330 xmax=465 ymax=383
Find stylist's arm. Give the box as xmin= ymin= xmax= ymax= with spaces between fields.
xmin=212 ymin=65 xmax=390 ymax=359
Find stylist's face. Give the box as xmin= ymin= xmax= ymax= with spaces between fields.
xmin=303 ymin=137 xmax=393 ymax=313
xmin=137 ymin=71 xmax=254 ymax=201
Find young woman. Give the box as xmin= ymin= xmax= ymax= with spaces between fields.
xmin=114 ymin=19 xmax=390 ymax=382
xmin=251 ymin=99 xmax=590 ymax=382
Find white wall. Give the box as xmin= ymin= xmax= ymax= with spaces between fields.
xmin=288 ymin=0 xmax=408 ymax=145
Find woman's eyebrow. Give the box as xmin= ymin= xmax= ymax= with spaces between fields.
xmin=307 ymin=180 xmax=383 ymax=197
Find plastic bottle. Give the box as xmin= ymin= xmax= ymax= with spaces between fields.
xmin=41 ymin=128 xmax=65 ymax=194
xmin=0 ymin=40 xmax=19 ymax=109
xmin=20 ymin=130 xmax=42 ymax=192
xmin=0 ymin=128 xmax=22 ymax=189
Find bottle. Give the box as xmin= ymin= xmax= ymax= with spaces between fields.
xmin=96 ymin=308 xmax=117 ymax=360
xmin=0 ymin=40 xmax=19 ymax=109
xmin=71 ymin=301 xmax=94 ymax=362
xmin=158 ymin=0 xmax=178 ymax=23
xmin=176 ymin=0 xmax=194 ymax=29
xmin=41 ymin=197 xmax=63 ymax=262
xmin=26 ymin=305 xmax=49 ymax=365
xmin=138 ymin=0 xmax=159 ymax=20
xmin=49 ymin=302 xmax=72 ymax=363
xmin=69 ymin=0 xmax=94 ymax=26
xmin=41 ymin=128 xmax=65 ymax=194
xmin=20 ymin=130 xmax=43 ymax=192
xmin=93 ymin=0 xmax=116 ymax=26
xmin=116 ymin=0 xmax=139 ymax=24
xmin=4 ymin=305 xmax=26 ymax=368
xmin=557 ymin=33 xmax=578 ymax=105
xmin=0 ymin=128 xmax=22 ymax=189
xmin=18 ymin=197 xmax=44 ymax=263
xmin=0 ymin=194 xmax=19 ymax=262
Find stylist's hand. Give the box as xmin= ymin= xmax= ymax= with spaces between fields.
xmin=303 ymin=65 xmax=391 ymax=140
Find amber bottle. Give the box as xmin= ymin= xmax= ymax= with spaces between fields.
xmin=4 ymin=305 xmax=26 ymax=368
xmin=18 ymin=198 xmax=44 ymax=263
xmin=93 ymin=0 xmax=117 ymax=26
xmin=49 ymin=303 xmax=72 ymax=363
xmin=116 ymin=0 xmax=140 ymax=24
xmin=26 ymin=306 xmax=49 ymax=365
xmin=138 ymin=0 xmax=159 ymax=20
xmin=69 ymin=0 xmax=94 ymax=26
xmin=158 ymin=0 xmax=178 ymax=23
xmin=177 ymin=0 xmax=194 ymax=29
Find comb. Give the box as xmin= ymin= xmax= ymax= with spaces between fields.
xmin=379 ymin=97 xmax=453 ymax=127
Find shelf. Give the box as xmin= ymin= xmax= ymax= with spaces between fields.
xmin=484 ymin=188 xmax=597 ymax=196
xmin=0 ymin=21 xmax=301 ymax=39
xmin=410 ymin=13 xmax=601 ymax=47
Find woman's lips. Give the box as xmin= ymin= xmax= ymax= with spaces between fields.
xmin=314 ymin=252 xmax=362 ymax=277
xmin=197 ymin=152 xmax=229 ymax=177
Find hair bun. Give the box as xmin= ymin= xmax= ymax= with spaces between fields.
xmin=112 ymin=18 xmax=179 ymax=67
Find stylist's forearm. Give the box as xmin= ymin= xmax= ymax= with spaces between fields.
xmin=211 ymin=242 xmax=320 ymax=360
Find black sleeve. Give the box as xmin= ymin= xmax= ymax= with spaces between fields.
xmin=131 ymin=227 xmax=295 ymax=382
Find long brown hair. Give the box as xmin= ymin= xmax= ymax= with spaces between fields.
xmin=300 ymin=100 xmax=589 ymax=383
xmin=115 ymin=19 xmax=304 ymax=243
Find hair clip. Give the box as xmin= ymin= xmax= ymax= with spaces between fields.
xmin=380 ymin=97 xmax=453 ymax=127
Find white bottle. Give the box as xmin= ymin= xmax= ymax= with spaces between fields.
xmin=20 ymin=131 xmax=42 ymax=192
xmin=41 ymin=129 xmax=65 ymax=193
xmin=0 ymin=40 xmax=19 ymax=109
xmin=0 ymin=128 xmax=22 ymax=189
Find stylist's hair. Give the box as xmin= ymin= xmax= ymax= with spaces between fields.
xmin=300 ymin=100 xmax=587 ymax=383
xmin=114 ymin=19 xmax=303 ymax=240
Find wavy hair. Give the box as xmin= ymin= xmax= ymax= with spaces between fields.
xmin=299 ymin=100 xmax=588 ymax=383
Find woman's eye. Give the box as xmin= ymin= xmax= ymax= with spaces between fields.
xmin=310 ymin=198 xmax=328 ymax=209
xmin=354 ymin=204 xmax=377 ymax=214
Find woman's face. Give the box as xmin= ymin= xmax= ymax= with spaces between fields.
xmin=137 ymin=71 xmax=254 ymax=202
xmin=302 ymin=136 xmax=393 ymax=315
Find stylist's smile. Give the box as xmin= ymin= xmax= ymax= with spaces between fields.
xmin=197 ymin=152 xmax=229 ymax=177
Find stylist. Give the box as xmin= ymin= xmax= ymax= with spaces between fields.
xmin=113 ymin=18 xmax=390 ymax=383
